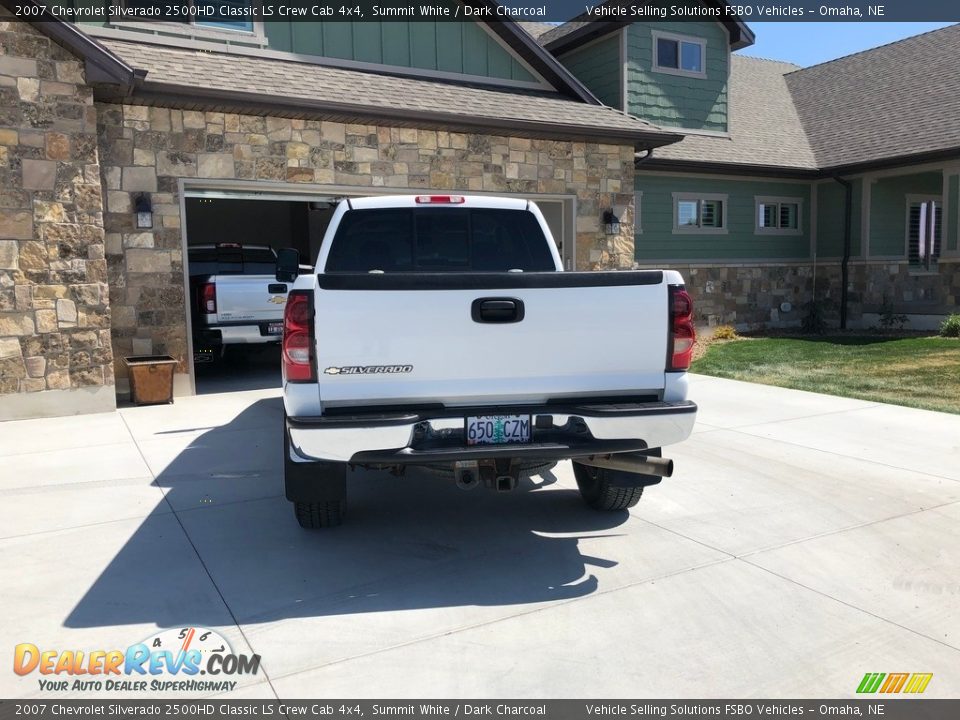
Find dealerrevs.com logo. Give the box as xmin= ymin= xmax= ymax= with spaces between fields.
xmin=14 ymin=627 xmax=261 ymax=693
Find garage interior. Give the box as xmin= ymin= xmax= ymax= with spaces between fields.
xmin=181 ymin=189 xmax=574 ymax=395
xmin=183 ymin=191 xmax=340 ymax=395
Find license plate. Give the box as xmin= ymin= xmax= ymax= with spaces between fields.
xmin=466 ymin=415 xmax=531 ymax=445
xmin=266 ymin=322 xmax=283 ymax=335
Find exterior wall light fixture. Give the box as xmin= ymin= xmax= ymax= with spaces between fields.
xmin=134 ymin=192 xmax=153 ymax=229
xmin=603 ymin=209 xmax=621 ymax=235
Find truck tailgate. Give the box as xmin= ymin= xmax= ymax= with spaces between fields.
xmin=313 ymin=272 xmax=669 ymax=408
xmin=214 ymin=275 xmax=289 ymax=324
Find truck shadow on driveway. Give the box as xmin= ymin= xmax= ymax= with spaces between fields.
xmin=65 ymin=398 xmax=630 ymax=630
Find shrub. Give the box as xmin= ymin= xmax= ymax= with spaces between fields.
xmin=878 ymin=297 xmax=908 ymax=331
xmin=711 ymin=324 xmax=738 ymax=340
xmin=941 ymin=314 xmax=960 ymax=338
xmin=802 ymin=299 xmax=829 ymax=335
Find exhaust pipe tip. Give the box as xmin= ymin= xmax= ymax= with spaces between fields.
xmin=575 ymin=452 xmax=674 ymax=478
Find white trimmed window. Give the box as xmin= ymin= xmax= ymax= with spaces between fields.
xmin=652 ymin=31 xmax=706 ymax=78
xmin=755 ymin=197 xmax=803 ymax=235
xmin=673 ymin=193 xmax=727 ymax=234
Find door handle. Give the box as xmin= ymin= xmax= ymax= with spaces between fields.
xmin=471 ymin=298 xmax=525 ymax=324
xmin=268 ymin=283 xmax=287 ymax=293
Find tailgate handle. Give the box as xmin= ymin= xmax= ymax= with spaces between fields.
xmin=472 ymin=298 xmax=524 ymax=324
xmin=268 ymin=283 xmax=287 ymax=293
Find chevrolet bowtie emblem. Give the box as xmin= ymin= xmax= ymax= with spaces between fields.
xmin=268 ymin=295 xmax=287 ymax=304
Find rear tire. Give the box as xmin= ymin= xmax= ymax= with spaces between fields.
xmin=284 ymin=419 xmax=347 ymax=529
xmin=573 ymin=449 xmax=661 ymax=511
xmin=294 ymin=500 xmax=345 ymax=529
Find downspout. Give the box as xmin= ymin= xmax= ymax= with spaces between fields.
xmin=833 ymin=175 xmax=852 ymax=330
xmin=626 ymin=148 xmax=654 ymax=270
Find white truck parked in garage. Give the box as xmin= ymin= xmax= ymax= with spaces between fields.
xmin=277 ymin=195 xmax=697 ymax=528
xmin=188 ymin=244 xmax=290 ymax=362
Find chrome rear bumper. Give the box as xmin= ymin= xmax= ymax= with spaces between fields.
xmin=286 ymin=401 xmax=697 ymax=464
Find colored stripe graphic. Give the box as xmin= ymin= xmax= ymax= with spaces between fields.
xmin=880 ymin=673 xmax=909 ymax=693
xmin=904 ymin=673 xmax=933 ymax=694
xmin=857 ymin=673 xmax=886 ymax=694
xmin=857 ymin=672 xmax=933 ymax=694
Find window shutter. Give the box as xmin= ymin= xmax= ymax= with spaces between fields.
xmin=909 ymin=201 xmax=942 ymax=266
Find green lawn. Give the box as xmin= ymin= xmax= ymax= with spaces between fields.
xmin=691 ymin=336 xmax=960 ymax=414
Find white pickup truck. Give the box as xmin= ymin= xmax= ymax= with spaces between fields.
xmin=188 ymin=244 xmax=290 ymax=362
xmin=278 ymin=195 xmax=697 ymax=528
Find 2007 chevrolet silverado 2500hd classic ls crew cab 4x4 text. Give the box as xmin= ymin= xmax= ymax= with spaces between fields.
xmin=276 ymin=195 xmax=697 ymax=528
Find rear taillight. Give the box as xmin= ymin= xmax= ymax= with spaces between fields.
xmin=668 ymin=285 xmax=695 ymax=371
xmin=282 ymin=290 xmax=315 ymax=383
xmin=415 ymin=195 xmax=465 ymax=204
xmin=198 ymin=282 xmax=216 ymax=315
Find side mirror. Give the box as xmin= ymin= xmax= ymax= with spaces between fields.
xmin=276 ymin=248 xmax=300 ymax=283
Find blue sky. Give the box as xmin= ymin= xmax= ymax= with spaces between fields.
xmin=742 ymin=22 xmax=956 ymax=67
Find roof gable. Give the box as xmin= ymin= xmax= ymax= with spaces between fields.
xmin=651 ymin=54 xmax=817 ymax=172
xmin=540 ymin=1 xmax=754 ymax=54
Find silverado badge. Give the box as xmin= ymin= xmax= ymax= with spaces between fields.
xmin=324 ymin=365 xmax=413 ymax=376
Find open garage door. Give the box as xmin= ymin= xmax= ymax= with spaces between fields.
xmin=182 ymin=189 xmax=343 ymax=395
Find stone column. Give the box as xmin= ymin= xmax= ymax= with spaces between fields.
xmin=0 ymin=12 xmax=114 ymax=420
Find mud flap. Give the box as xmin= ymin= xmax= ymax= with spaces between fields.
xmin=283 ymin=424 xmax=347 ymax=503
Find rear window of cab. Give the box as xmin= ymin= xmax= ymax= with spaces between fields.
xmin=324 ymin=208 xmax=556 ymax=273
xmin=188 ymin=246 xmax=277 ymax=276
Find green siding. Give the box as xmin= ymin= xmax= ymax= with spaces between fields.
xmin=635 ymin=175 xmax=812 ymax=261
xmin=43 ymin=0 xmax=108 ymax=26
xmin=264 ymin=20 xmax=536 ymax=82
xmin=626 ymin=20 xmax=728 ymax=132
xmin=558 ymin=34 xmax=622 ymax=109
xmin=816 ymin=180 xmax=862 ymax=258
xmin=47 ymin=0 xmax=538 ymax=84
xmin=869 ymin=172 xmax=942 ymax=257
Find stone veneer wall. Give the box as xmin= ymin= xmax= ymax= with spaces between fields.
xmin=97 ymin=102 xmax=636 ymax=392
xmin=642 ymin=260 xmax=960 ymax=330
xmin=0 ymin=13 xmax=114 ymax=419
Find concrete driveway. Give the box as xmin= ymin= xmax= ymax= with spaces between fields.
xmin=2 ymin=375 xmax=958 ymax=699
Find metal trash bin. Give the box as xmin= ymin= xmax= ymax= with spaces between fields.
xmin=124 ymin=355 xmax=177 ymax=405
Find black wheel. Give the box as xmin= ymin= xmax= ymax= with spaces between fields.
xmin=572 ymin=449 xmax=661 ymax=511
xmin=284 ymin=419 xmax=347 ymax=529
xmin=294 ymin=500 xmax=345 ymax=529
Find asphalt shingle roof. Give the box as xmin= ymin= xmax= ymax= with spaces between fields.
xmin=100 ymin=39 xmax=679 ymax=146
xmin=785 ymin=24 xmax=960 ymax=170
xmin=539 ymin=20 xmax=589 ymax=47
xmin=654 ymin=55 xmax=818 ymax=170
xmin=515 ymin=21 xmax=556 ymax=39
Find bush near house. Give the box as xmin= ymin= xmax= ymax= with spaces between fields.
xmin=711 ymin=324 xmax=738 ymax=340
xmin=692 ymin=335 xmax=960 ymax=415
xmin=941 ymin=315 xmax=960 ymax=338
